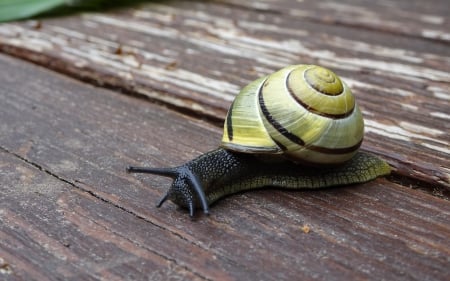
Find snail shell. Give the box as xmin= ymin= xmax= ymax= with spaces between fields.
xmin=221 ymin=65 xmax=364 ymax=165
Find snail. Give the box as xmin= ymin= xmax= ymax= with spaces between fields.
xmin=127 ymin=65 xmax=391 ymax=217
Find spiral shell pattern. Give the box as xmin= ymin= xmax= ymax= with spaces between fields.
xmin=221 ymin=65 xmax=364 ymax=165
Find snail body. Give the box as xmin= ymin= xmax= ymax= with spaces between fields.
xmin=127 ymin=65 xmax=390 ymax=217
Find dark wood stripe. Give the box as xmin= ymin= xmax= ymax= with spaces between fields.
xmin=308 ymin=138 xmax=363 ymax=155
xmin=286 ymin=71 xmax=354 ymax=119
xmin=258 ymin=79 xmax=305 ymax=146
xmin=226 ymin=100 xmax=235 ymax=141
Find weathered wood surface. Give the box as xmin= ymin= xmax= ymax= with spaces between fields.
xmin=0 ymin=0 xmax=449 ymax=280
xmin=0 ymin=0 xmax=448 ymax=189
xmin=1 ymin=54 xmax=449 ymax=281
xmin=213 ymin=0 xmax=450 ymax=42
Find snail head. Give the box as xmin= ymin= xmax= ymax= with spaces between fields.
xmin=126 ymin=165 xmax=209 ymax=217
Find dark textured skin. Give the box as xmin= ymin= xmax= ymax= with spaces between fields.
xmin=127 ymin=148 xmax=390 ymax=216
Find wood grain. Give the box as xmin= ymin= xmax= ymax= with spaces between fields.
xmin=0 ymin=151 xmax=204 ymax=281
xmin=0 ymin=0 xmax=448 ymax=188
xmin=214 ymin=0 xmax=450 ymax=43
xmin=1 ymin=54 xmax=449 ymax=281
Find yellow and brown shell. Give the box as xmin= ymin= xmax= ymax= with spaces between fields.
xmin=221 ymin=65 xmax=364 ymax=165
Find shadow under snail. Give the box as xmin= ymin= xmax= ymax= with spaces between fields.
xmin=127 ymin=65 xmax=391 ymax=217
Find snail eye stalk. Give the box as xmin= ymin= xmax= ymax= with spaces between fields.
xmin=127 ymin=165 xmax=209 ymax=217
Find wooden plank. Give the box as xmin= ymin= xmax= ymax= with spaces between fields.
xmin=1 ymin=54 xmax=449 ymax=280
xmin=0 ymin=0 xmax=448 ymax=189
xmin=214 ymin=0 xmax=450 ymax=43
xmin=0 ymin=151 xmax=204 ymax=281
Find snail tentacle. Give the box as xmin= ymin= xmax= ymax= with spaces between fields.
xmin=156 ymin=192 xmax=169 ymax=208
xmin=184 ymin=167 xmax=210 ymax=215
xmin=126 ymin=166 xmax=178 ymax=177
xmin=127 ymin=165 xmax=210 ymax=216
